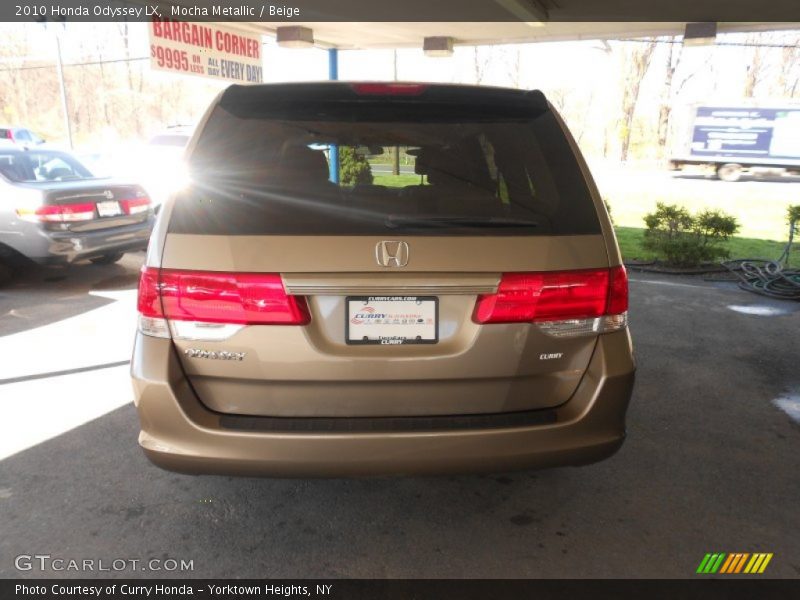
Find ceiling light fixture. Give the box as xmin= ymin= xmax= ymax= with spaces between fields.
xmin=683 ymin=22 xmax=717 ymax=46
xmin=276 ymin=26 xmax=314 ymax=49
xmin=423 ymin=36 xmax=454 ymax=58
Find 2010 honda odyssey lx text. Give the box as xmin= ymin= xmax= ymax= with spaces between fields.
xmin=132 ymin=82 xmax=635 ymax=476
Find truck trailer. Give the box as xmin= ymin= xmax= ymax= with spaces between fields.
xmin=669 ymin=104 xmax=800 ymax=181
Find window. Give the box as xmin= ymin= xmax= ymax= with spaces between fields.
xmin=170 ymin=103 xmax=599 ymax=237
xmin=0 ymin=151 xmax=94 ymax=182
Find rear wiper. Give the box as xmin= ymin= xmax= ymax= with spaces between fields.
xmin=386 ymin=215 xmax=538 ymax=229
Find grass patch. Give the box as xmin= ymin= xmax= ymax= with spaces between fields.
xmin=615 ymin=226 xmax=800 ymax=267
xmin=598 ymin=169 xmax=798 ymax=241
xmin=372 ymin=174 xmax=425 ymax=188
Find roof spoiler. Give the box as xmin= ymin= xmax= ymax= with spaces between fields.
xmin=218 ymin=82 xmax=549 ymax=118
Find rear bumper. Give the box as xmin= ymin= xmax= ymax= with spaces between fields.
xmin=5 ymin=218 xmax=153 ymax=264
xmin=131 ymin=330 xmax=635 ymax=476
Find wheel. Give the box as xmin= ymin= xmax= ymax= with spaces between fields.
xmin=89 ymin=252 xmax=125 ymax=265
xmin=716 ymin=163 xmax=743 ymax=182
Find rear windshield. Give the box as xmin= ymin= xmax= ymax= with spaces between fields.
xmin=0 ymin=150 xmax=95 ymax=182
xmin=169 ymin=103 xmax=600 ymax=236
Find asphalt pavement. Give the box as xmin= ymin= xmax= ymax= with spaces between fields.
xmin=1 ymin=251 xmax=799 ymax=579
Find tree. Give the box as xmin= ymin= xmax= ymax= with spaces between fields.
xmin=743 ymin=33 xmax=766 ymax=98
xmin=471 ymin=46 xmax=494 ymax=85
xmin=0 ymin=22 xmax=224 ymax=147
xmin=503 ymin=46 xmax=522 ymax=88
xmin=338 ymin=147 xmax=373 ymax=186
xmin=657 ymin=37 xmax=683 ymax=153
xmin=546 ymin=86 xmax=572 ymax=113
xmin=617 ymin=39 xmax=657 ymax=162
xmin=775 ymin=33 xmax=800 ymax=98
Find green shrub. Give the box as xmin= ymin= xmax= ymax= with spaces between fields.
xmin=338 ymin=146 xmax=373 ymax=186
xmin=643 ymin=202 xmax=739 ymax=267
xmin=788 ymin=205 xmax=800 ymax=227
xmin=787 ymin=205 xmax=800 ymax=260
xmin=603 ymin=198 xmax=614 ymax=224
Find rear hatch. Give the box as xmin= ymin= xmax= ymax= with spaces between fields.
xmin=38 ymin=181 xmax=152 ymax=232
xmin=150 ymin=83 xmax=625 ymax=418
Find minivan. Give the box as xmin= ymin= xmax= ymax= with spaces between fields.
xmin=131 ymin=82 xmax=635 ymax=476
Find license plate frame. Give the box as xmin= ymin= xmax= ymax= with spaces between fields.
xmin=345 ymin=296 xmax=439 ymax=345
xmin=96 ymin=200 xmax=122 ymax=218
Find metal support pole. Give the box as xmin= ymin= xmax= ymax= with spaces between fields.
xmin=54 ymin=35 xmax=73 ymax=150
xmin=392 ymin=49 xmax=400 ymax=176
xmin=328 ymin=48 xmax=339 ymax=184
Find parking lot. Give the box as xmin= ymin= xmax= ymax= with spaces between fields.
xmin=1 ymin=250 xmax=798 ymax=579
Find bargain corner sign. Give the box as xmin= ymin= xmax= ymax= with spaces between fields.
xmin=148 ymin=18 xmax=263 ymax=84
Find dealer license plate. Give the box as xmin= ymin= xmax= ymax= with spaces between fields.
xmin=346 ymin=296 xmax=438 ymax=345
xmin=96 ymin=200 xmax=122 ymax=217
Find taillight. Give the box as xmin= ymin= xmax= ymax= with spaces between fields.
xmin=137 ymin=267 xmax=311 ymax=340
xmin=137 ymin=267 xmax=163 ymax=318
xmin=120 ymin=197 xmax=151 ymax=215
xmin=351 ymin=83 xmax=428 ymax=96
xmin=474 ymin=266 xmax=628 ymax=336
xmin=17 ymin=202 xmax=96 ymax=223
xmin=606 ymin=265 xmax=629 ymax=314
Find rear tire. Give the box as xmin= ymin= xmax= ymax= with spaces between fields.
xmin=716 ymin=163 xmax=743 ymax=182
xmin=90 ymin=252 xmax=125 ymax=265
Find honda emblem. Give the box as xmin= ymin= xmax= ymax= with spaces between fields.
xmin=375 ymin=241 xmax=409 ymax=268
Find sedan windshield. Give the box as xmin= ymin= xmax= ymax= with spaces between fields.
xmin=0 ymin=150 xmax=95 ymax=182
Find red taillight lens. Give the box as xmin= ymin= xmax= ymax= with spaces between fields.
xmin=17 ymin=202 xmax=96 ymax=222
xmin=137 ymin=267 xmax=164 ymax=318
xmin=120 ymin=197 xmax=151 ymax=215
xmin=473 ymin=266 xmax=628 ymax=324
xmin=137 ymin=267 xmax=310 ymax=326
xmin=607 ymin=265 xmax=629 ymax=314
xmin=351 ymin=83 xmax=428 ymax=96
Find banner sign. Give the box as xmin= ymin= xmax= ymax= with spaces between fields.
xmin=148 ymin=17 xmax=263 ymax=83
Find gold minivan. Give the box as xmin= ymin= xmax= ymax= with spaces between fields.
xmin=131 ymin=82 xmax=635 ymax=476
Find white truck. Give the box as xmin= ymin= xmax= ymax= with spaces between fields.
xmin=669 ymin=104 xmax=800 ymax=181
